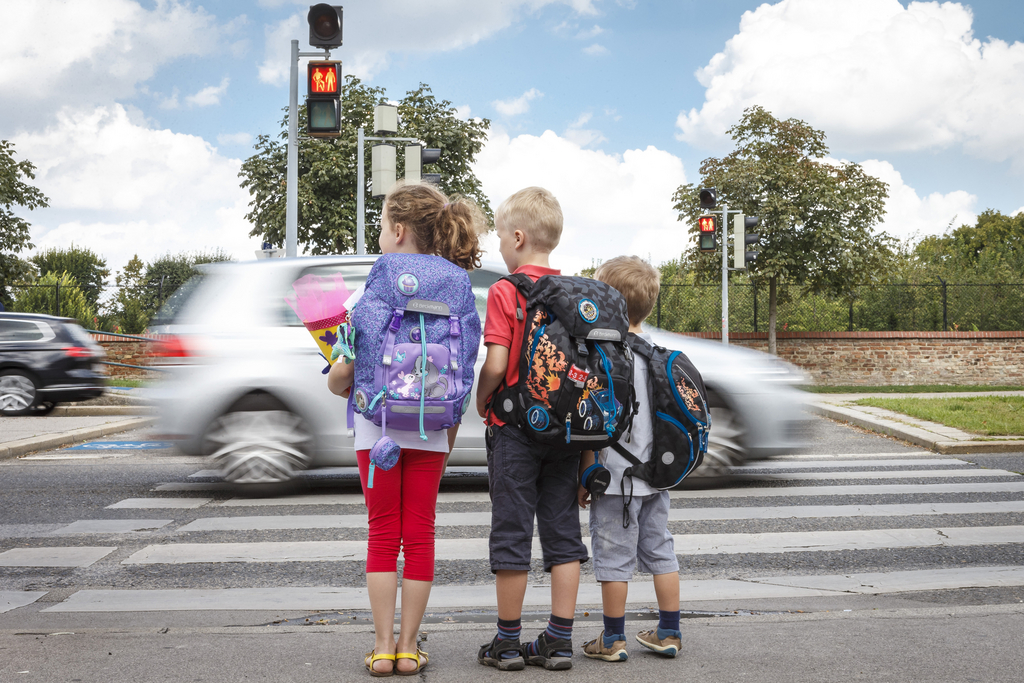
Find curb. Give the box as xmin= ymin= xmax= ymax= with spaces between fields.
xmin=0 ymin=417 xmax=156 ymax=461
xmin=808 ymin=402 xmax=1024 ymax=454
xmin=52 ymin=406 xmax=154 ymax=417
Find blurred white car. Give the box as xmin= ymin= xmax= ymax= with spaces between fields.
xmin=149 ymin=256 xmax=811 ymax=486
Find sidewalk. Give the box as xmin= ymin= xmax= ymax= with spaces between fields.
xmin=808 ymin=390 xmax=1024 ymax=454
xmin=0 ymin=414 xmax=154 ymax=461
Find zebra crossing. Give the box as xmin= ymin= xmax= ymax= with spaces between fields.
xmin=3 ymin=450 xmax=1024 ymax=615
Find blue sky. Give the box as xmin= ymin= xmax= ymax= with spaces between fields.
xmin=3 ymin=0 xmax=1023 ymax=281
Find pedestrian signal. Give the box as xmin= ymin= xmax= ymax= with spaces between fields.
xmin=698 ymin=215 xmax=717 ymax=252
xmin=308 ymin=4 xmax=343 ymax=49
xmin=306 ymin=61 xmax=342 ymax=137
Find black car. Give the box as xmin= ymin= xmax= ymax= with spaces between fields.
xmin=0 ymin=312 xmax=106 ymax=416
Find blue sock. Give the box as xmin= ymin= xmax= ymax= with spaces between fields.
xmin=603 ymin=614 xmax=626 ymax=645
xmin=657 ymin=609 xmax=681 ymax=638
xmin=528 ymin=614 xmax=573 ymax=656
xmin=495 ymin=618 xmax=522 ymax=659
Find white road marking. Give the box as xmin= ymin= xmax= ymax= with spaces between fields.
xmin=669 ymin=482 xmax=1024 ymax=498
xmin=106 ymin=498 xmax=211 ymax=509
xmin=176 ymin=515 xmax=369 ymax=532
xmin=736 ymin=459 xmax=965 ymax=470
xmin=120 ymin=525 xmax=1024 ymax=564
xmin=0 ymin=547 xmax=117 ymax=568
xmin=737 ymin=469 xmax=1018 ymax=480
xmin=21 ymin=452 xmax=136 ymax=460
xmin=1 ymin=591 xmax=48 ymax=613
xmin=771 ymin=452 xmax=934 ymax=459
xmin=41 ymin=565 xmax=1024 ymax=612
xmin=54 ymin=520 xmax=173 ymax=534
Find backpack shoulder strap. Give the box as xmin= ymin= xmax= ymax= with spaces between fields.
xmin=610 ymin=441 xmax=643 ymax=467
xmin=500 ymin=273 xmax=534 ymax=322
xmin=625 ymin=332 xmax=654 ymax=359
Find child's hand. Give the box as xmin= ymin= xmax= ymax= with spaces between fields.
xmin=476 ymin=393 xmax=489 ymax=419
xmin=577 ymin=485 xmax=590 ymax=509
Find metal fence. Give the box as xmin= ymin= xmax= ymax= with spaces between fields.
xmin=650 ymin=283 xmax=1024 ymax=333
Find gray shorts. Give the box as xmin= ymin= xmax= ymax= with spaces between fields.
xmin=486 ymin=424 xmax=589 ymax=572
xmin=589 ymin=491 xmax=679 ymax=582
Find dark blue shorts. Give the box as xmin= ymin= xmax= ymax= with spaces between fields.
xmin=486 ymin=423 xmax=589 ymax=572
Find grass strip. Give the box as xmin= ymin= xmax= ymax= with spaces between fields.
xmin=854 ymin=396 xmax=1024 ymax=436
xmin=804 ymin=385 xmax=1024 ymax=394
xmin=105 ymin=378 xmax=150 ymax=388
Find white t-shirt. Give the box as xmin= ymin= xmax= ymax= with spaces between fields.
xmin=346 ymin=285 xmax=450 ymax=454
xmin=597 ymin=332 xmax=657 ymax=497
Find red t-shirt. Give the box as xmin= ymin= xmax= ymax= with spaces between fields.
xmin=483 ymin=264 xmax=561 ymax=426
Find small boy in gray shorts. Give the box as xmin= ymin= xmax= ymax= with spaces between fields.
xmin=577 ymin=255 xmax=682 ymax=662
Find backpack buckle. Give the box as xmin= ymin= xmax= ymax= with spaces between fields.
xmin=576 ymin=340 xmax=588 ymax=356
xmin=389 ymin=310 xmax=403 ymax=332
xmin=449 ymin=316 xmax=461 ymax=338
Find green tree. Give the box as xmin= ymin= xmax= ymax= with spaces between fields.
xmin=113 ymin=255 xmax=149 ymax=334
xmin=12 ymin=271 xmax=95 ymax=326
xmin=144 ymin=249 xmax=231 ymax=314
xmin=239 ymin=77 xmax=491 ymax=255
xmin=672 ymin=106 xmax=894 ymax=353
xmin=909 ymin=210 xmax=1024 ymax=283
xmin=30 ymin=245 xmax=109 ymax=308
xmin=1 ymin=139 xmax=49 ymax=307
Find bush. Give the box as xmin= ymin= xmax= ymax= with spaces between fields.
xmin=12 ymin=271 xmax=95 ymax=326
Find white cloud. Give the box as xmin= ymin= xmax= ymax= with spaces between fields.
xmin=474 ymin=129 xmax=689 ymax=275
xmin=158 ymin=89 xmax=181 ymax=110
xmin=217 ymin=132 xmax=253 ymax=147
xmin=677 ymin=0 xmax=1024 ymax=168
xmin=1013 ymin=206 xmax=1024 ymax=217
xmin=15 ymin=105 xmax=261 ymax=279
xmin=563 ymin=112 xmax=606 ymax=147
xmin=454 ymin=105 xmax=473 ymax=120
xmin=576 ymin=25 xmax=604 ymax=39
xmin=859 ymin=159 xmax=977 ymax=241
xmin=582 ymin=43 xmax=609 ymax=56
xmin=493 ymin=88 xmax=543 ymax=117
xmin=185 ymin=78 xmax=230 ymax=107
xmin=0 ymin=0 xmax=227 ymax=129
xmin=258 ymin=1 xmax=602 ymax=84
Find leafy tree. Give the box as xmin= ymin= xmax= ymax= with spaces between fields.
xmin=30 ymin=245 xmax=109 ymax=308
xmin=240 ymin=77 xmax=491 ymax=256
xmin=12 ymin=271 xmax=94 ymax=326
xmin=1 ymin=139 xmax=48 ymax=307
xmin=908 ymin=210 xmax=1024 ymax=283
xmin=112 ymin=255 xmax=149 ymax=334
xmin=144 ymin=249 xmax=231 ymax=314
xmin=672 ymin=106 xmax=894 ymax=353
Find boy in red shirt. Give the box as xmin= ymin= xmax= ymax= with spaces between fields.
xmin=475 ymin=187 xmax=587 ymax=671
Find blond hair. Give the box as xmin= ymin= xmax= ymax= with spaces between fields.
xmin=494 ymin=187 xmax=562 ymax=253
xmin=384 ymin=183 xmax=485 ymax=270
xmin=594 ymin=256 xmax=660 ymax=325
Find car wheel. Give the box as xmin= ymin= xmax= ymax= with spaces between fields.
xmin=681 ymin=391 xmax=746 ymax=487
xmin=0 ymin=370 xmax=38 ymax=417
xmin=203 ymin=394 xmax=313 ymax=492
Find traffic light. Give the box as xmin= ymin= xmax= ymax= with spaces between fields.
xmin=733 ymin=214 xmax=761 ymax=268
xmin=699 ymin=187 xmax=717 ymax=210
xmin=404 ymin=145 xmax=442 ymax=184
xmin=372 ymin=144 xmax=396 ymax=198
xmin=305 ymin=61 xmax=341 ymax=137
xmin=308 ymin=4 xmax=343 ymax=49
xmin=698 ymin=215 xmax=717 ymax=252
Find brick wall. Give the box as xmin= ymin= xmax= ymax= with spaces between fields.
xmin=91 ymin=335 xmax=162 ymax=380
xmin=677 ymin=331 xmax=1024 ymax=386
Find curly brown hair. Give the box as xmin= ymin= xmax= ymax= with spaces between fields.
xmin=383 ymin=183 xmax=485 ymax=271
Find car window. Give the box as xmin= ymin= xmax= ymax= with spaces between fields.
xmin=469 ymin=268 xmax=503 ymax=323
xmin=65 ymin=323 xmax=96 ymax=346
xmin=150 ymin=274 xmax=205 ymax=326
xmin=0 ymin=319 xmax=53 ymax=343
xmin=280 ymin=264 xmax=374 ymax=327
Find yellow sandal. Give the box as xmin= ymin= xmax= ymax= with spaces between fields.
xmin=395 ymin=648 xmax=428 ymax=676
xmin=364 ymin=649 xmax=396 ymax=677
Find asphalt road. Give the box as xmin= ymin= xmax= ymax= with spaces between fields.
xmin=2 ymin=416 xmax=1023 ymax=682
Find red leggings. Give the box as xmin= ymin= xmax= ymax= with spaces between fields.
xmin=357 ymin=448 xmax=445 ymax=582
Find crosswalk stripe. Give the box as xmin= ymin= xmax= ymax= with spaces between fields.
xmin=107 ymin=498 xmax=211 ymax=509
xmin=120 ymin=525 xmax=1024 ymax=565
xmin=41 ymin=565 xmax=1024 ymax=612
xmin=773 ymin=451 xmax=934 ymax=459
xmin=736 ymin=468 xmax=1018 ymax=480
xmin=55 ymin=520 xmax=173 ymax=534
xmin=0 ymin=547 xmax=117 ymax=568
xmin=2 ymin=591 xmax=48 ymax=613
xmin=737 ymin=459 xmax=966 ymax=470
xmin=173 ymin=500 xmax=1024 ymax=532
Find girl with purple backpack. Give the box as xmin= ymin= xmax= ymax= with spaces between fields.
xmin=328 ymin=183 xmax=484 ymax=676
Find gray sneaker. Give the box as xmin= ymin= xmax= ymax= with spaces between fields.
xmin=582 ymin=631 xmax=627 ymax=662
xmin=636 ymin=629 xmax=681 ymax=657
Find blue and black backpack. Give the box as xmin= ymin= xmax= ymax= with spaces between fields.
xmin=610 ymin=333 xmax=710 ymax=490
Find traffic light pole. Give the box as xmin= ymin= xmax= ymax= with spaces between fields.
xmin=286 ymin=39 xmax=331 ymax=258
xmin=721 ymin=202 xmax=729 ymax=346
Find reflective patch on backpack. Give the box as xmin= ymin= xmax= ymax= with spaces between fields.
xmin=578 ymin=298 xmax=599 ymax=323
xmin=527 ymin=406 xmax=550 ymax=431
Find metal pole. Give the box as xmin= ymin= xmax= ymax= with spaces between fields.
xmin=286 ymin=39 xmax=299 ymax=259
xmin=357 ymin=126 xmax=365 ymax=255
xmin=55 ymin=282 xmax=61 ymax=318
xmin=721 ymin=203 xmax=729 ymax=345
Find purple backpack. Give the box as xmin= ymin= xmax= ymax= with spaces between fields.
xmin=350 ymin=253 xmax=480 ymax=457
